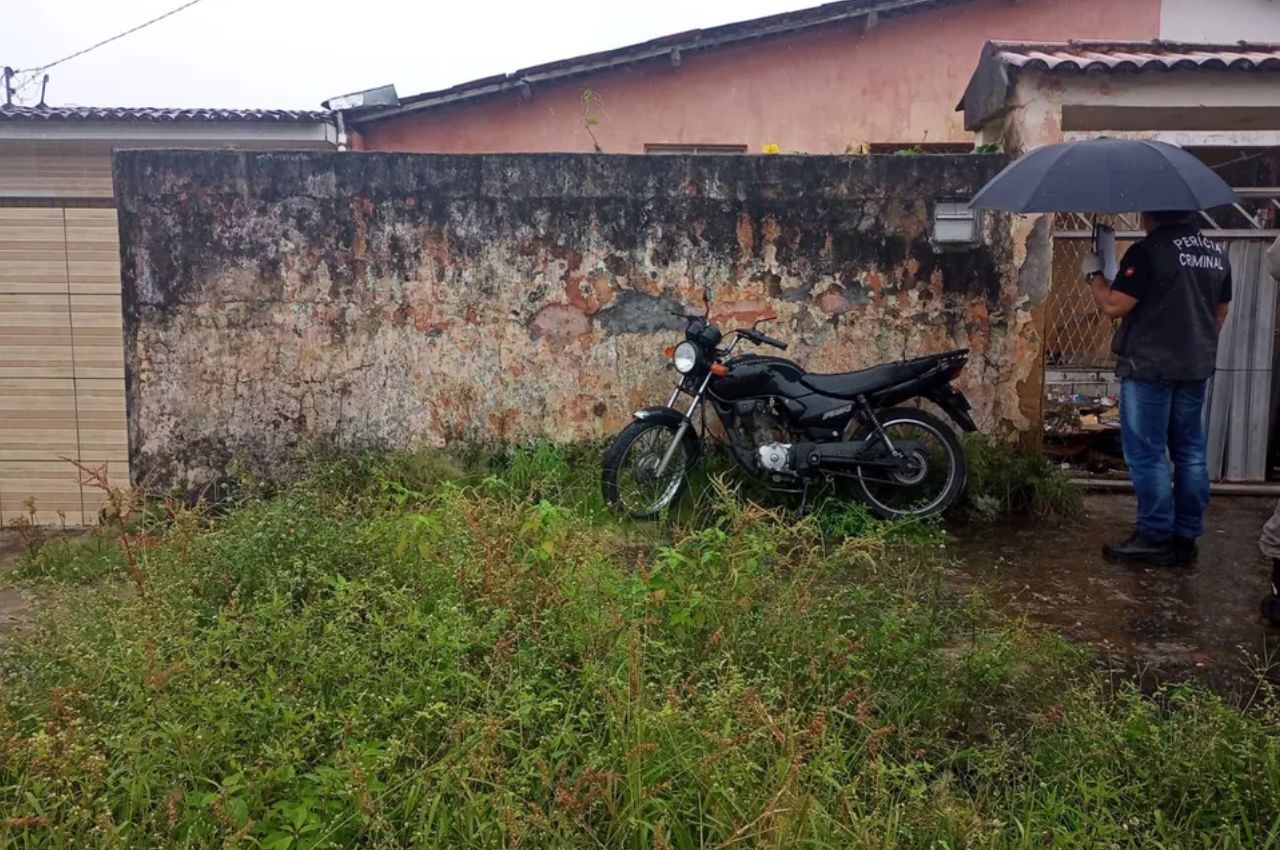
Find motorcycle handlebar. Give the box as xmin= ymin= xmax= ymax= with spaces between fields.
xmin=761 ymin=334 xmax=788 ymax=350
xmin=757 ymin=333 xmax=788 ymax=351
xmin=737 ymin=328 xmax=788 ymax=351
xmin=674 ymin=313 xmax=789 ymax=350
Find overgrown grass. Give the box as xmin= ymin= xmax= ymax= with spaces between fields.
xmin=961 ymin=433 xmax=1083 ymax=520
xmin=12 ymin=535 xmax=127 ymax=585
xmin=1 ymin=447 xmax=1274 ymax=849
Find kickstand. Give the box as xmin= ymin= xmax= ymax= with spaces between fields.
xmin=796 ymin=481 xmax=812 ymax=518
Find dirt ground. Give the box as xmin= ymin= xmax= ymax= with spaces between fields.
xmin=948 ymin=493 xmax=1280 ymax=696
xmin=0 ymin=529 xmax=31 ymax=635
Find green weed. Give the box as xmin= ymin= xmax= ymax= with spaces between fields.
xmin=812 ymin=496 xmax=945 ymax=548
xmin=962 ymin=433 xmax=1083 ymax=520
xmin=12 ymin=534 xmax=126 ymax=584
xmin=0 ymin=448 xmax=1274 ymax=849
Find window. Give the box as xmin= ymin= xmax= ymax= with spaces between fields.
xmin=933 ymin=201 xmax=979 ymax=245
xmin=645 ymin=143 xmax=748 ymax=155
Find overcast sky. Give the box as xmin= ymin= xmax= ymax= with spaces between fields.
xmin=4 ymin=0 xmax=811 ymax=110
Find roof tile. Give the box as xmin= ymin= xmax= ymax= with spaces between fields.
xmin=990 ymin=41 xmax=1280 ymax=74
xmin=0 ymin=104 xmax=330 ymax=123
xmin=959 ymin=39 xmax=1280 ymax=131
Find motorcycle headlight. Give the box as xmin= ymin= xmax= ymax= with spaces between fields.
xmin=672 ymin=341 xmax=699 ymax=374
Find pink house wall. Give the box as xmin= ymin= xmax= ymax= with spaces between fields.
xmin=359 ymin=0 xmax=1160 ymax=154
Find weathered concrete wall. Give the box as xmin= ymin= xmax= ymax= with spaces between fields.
xmin=115 ymin=150 xmax=1038 ymax=487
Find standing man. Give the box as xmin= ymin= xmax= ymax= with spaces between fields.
xmin=1082 ymin=211 xmax=1232 ymax=566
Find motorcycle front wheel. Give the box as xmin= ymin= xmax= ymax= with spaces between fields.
xmin=851 ymin=407 xmax=966 ymax=519
xmin=601 ymin=419 xmax=695 ymax=519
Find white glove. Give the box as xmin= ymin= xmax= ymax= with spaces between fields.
xmin=1096 ymin=226 xmax=1118 ymax=282
xmin=1081 ymin=251 xmax=1104 ymax=280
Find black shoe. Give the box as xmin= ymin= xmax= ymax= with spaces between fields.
xmin=1263 ymin=594 xmax=1280 ymax=627
xmin=1265 ymin=563 xmax=1280 ymax=627
xmin=1103 ymin=532 xmax=1177 ymax=567
xmin=1173 ymin=535 xmax=1198 ymax=565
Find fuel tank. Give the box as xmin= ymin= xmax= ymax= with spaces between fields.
xmin=710 ymin=354 xmax=865 ymax=436
xmin=710 ymin=354 xmax=810 ymax=401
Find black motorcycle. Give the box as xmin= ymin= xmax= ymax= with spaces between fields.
xmin=601 ymin=310 xmax=977 ymax=520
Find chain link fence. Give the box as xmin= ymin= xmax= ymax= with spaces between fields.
xmin=1046 ymin=196 xmax=1279 ymax=369
xmin=1045 ymin=236 xmax=1137 ymax=368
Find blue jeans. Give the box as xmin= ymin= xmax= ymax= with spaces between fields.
xmin=1119 ymin=378 xmax=1211 ymax=541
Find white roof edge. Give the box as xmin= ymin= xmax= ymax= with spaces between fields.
xmin=0 ymin=121 xmax=338 ymax=145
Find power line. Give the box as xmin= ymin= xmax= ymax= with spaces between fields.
xmin=15 ymin=0 xmax=211 ymax=87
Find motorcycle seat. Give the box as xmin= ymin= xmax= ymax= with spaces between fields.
xmin=800 ymin=351 xmax=962 ymax=399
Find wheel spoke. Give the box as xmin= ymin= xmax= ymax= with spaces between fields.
xmin=614 ymin=425 xmax=687 ymax=517
xmin=857 ymin=418 xmax=956 ymax=517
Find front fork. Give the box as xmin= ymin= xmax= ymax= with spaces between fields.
xmin=655 ymin=372 xmax=712 ymax=476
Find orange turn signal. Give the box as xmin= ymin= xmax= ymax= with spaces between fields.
xmin=664 ymin=345 xmax=676 ymax=359
xmin=710 ymin=363 xmax=729 ymax=377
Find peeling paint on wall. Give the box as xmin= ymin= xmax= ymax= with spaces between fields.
xmin=114 ymin=150 xmax=1035 ymax=487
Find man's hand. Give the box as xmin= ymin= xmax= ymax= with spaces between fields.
xmin=1081 ymin=251 xmax=1104 ymax=281
xmin=1096 ymin=226 xmax=1118 ymax=282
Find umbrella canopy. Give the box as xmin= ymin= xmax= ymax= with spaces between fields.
xmin=968 ymin=138 xmax=1238 ymax=214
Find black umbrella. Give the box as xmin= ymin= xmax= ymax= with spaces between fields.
xmin=969 ymin=138 xmax=1238 ymax=214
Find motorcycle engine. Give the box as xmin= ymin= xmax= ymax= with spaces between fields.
xmin=757 ymin=443 xmax=793 ymax=473
xmin=735 ymin=400 xmax=796 ymax=475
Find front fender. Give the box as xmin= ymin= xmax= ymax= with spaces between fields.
xmin=632 ymin=406 xmax=703 ymax=462
xmin=633 ymin=406 xmax=687 ymax=427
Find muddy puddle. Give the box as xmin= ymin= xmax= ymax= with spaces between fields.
xmin=947 ymin=493 xmax=1280 ymax=697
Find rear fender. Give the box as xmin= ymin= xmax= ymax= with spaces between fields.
xmin=925 ymin=386 xmax=978 ymax=432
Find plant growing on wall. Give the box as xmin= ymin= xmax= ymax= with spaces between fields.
xmin=893 ymin=130 xmax=929 ymax=157
xmin=580 ymin=88 xmax=605 ymax=153
xmin=973 ymin=135 xmax=1003 ymax=154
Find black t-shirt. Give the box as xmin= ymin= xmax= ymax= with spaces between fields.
xmin=1116 ymin=234 xmax=1233 ymax=307
xmin=1110 ymin=223 xmax=1232 ymax=382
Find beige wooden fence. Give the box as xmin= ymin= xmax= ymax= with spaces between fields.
xmin=0 ymin=206 xmax=128 ymax=524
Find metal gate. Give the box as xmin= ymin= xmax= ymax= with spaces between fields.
xmin=1048 ymin=191 xmax=1280 ymax=481
xmin=1207 ymin=239 xmax=1278 ymax=481
xmin=1046 ymin=234 xmax=1130 ymax=368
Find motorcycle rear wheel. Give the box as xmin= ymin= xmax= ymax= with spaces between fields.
xmin=851 ymin=407 xmax=966 ymax=519
xmin=601 ymin=420 xmax=695 ymax=519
